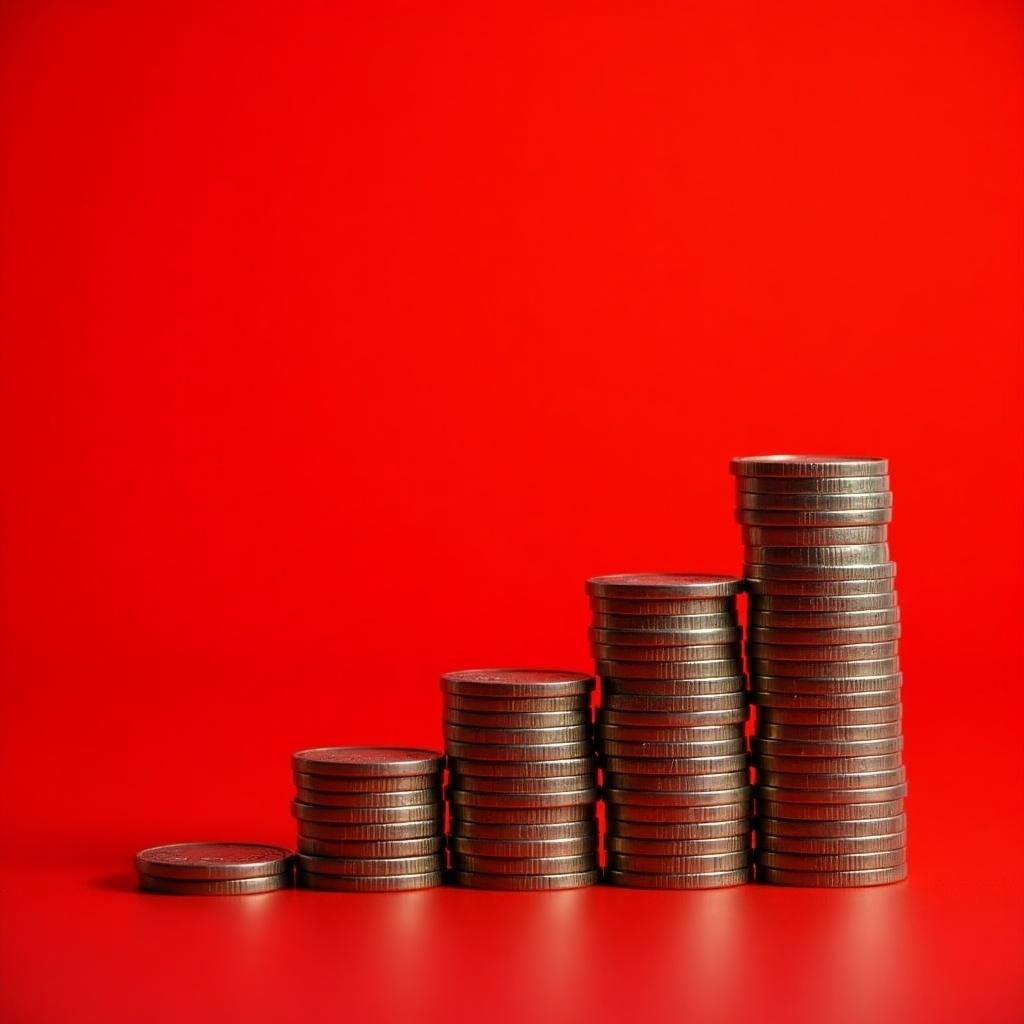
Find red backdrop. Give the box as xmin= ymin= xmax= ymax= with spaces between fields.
xmin=1 ymin=2 xmax=1022 ymax=1022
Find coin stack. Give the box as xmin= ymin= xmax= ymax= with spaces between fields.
xmin=732 ymin=455 xmax=907 ymax=887
xmin=443 ymin=668 xmax=600 ymax=890
xmin=291 ymin=747 xmax=446 ymax=891
xmin=135 ymin=842 xmax=294 ymax=895
xmin=587 ymin=574 xmax=753 ymax=889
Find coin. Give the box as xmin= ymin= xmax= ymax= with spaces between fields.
xmin=752 ymin=673 xmax=902 ymax=696
xmin=592 ymin=643 xmax=742 ymax=663
xmin=756 ymin=865 xmax=907 ymax=887
xmin=756 ymin=721 xmax=901 ymax=741
xmin=607 ymin=835 xmax=750 ymax=856
xmin=298 ymin=820 xmax=442 ymax=841
xmin=449 ymin=870 xmax=599 ymax=890
xmin=757 ymin=705 xmax=901 ymax=726
xmin=292 ymin=747 xmax=444 ymax=778
xmin=602 ymin=764 xmax=749 ymax=786
xmin=446 ymin=755 xmax=596 ymax=779
xmin=601 ymin=676 xmax=746 ymax=697
xmin=752 ymin=607 xmax=900 ymax=628
xmin=449 ymin=820 xmax=597 ymax=841
xmin=748 ymin=624 xmax=901 ymax=645
xmin=596 ymin=732 xmax=745 ymax=757
xmin=599 ymin=745 xmax=749 ymax=770
xmin=737 ymin=509 xmax=893 ymax=527
xmin=750 ymin=659 xmax=901 ymax=680
xmin=605 ymin=868 xmax=751 ymax=889
xmin=448 ymin=836 xmax=597 ymax=858
xmin=609 ymin=819 xmax=752 ymax=840
xmin=751 ymin=737 xmax=903 ymax=758
xmin=756 ymin=775 xmax=907 ymax=797
xmin=135 ymin=843 xmax=294 ymax=881
xmin=753 ymin=690 xmax=901 ymax=709
xmin=730 ymin=455 xmax=888 ymax=478
xmin=608 ymin=851 xmax=751 ymax=873
xmin=445 ymin=740 xmax=592 ymax=762
xmin=297 ymin=836 xmax=444 ymax=858
xmin=604 ymin=782 xmax=750 ymax=804
xmin=296 ymin=853 xmax=445 ymax=877
xmin=292 ymin=772 xmax=441 ymax=793
xmin=597 ymin=708 xmax=747 ymax=730
xmin=443 ymin=724 xmax=591 ymax=745
xmin=441 ymin=668 xmax=594 ymax=698
xmin=746 ymin=575 xmax=896 ymax=596
xmin=756 ymin=814 xmax=905 ymax=838
xmin=596 ymin=660 xmax=744 ymax=680
xmin=448 ymin=773 xmax=594 ymax=794
xmin=139 ymin=874 xmax=291 ymax=895
xmin=586 ymin=574 xmax=743 ymax=599
xmin=444 ymin=694 xmax=592 ymax=713
xmin=755 ymin=799 xmax=904 ymax=821
xmin=291 ymin=801 xmax=444 ymax=824
xmin=600 ymin=696 xmax=747 ymax=725
xmin=592 ymin=612 xmax=737 ymax=631
xmin=590 ymin=597 xmax=737 ymax=616
xmin=444 ymin=709 xmax=591 ymax=729
xmin=590 ymin=626 xmax=742 ymax=647
xmin=737 ymin=476 xmax=891 ymax=496
xmin=447 ymin=788 xmax=599 ymax=808
xmin=737 ymin=491 xmax=893 ymax=510
xmin=746 ymin=541 xmax=890 ymax=565
xmin=749 ymin=593 xmax=898 ymax=612
xmin=293 ymin=787 xmax=442 ymax=808
xmin=605 ymin=800 xmax=752 ymax=824
xmin=745 ymin=562 xmax=897 ymax=582
xmin=449 ymin=805 xmax=595 ymax=824
xmin=756 ymin=753 xmax=903 ymax=775
xmin=603 ymin=770 xmax=748 ymax=792
xmin=742 ymin=526 xmax=888 ymax=547
xmin=757 ymin=833 xmax=905 ymax=855
xmin=450 ymin=853 xmax=598 ymax=875
xmin=298 ymin=869 xmax=443 ymax=891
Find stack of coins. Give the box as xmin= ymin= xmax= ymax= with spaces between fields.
xmin=732 ymin=455 xmax=907 ymax=887
xmin=291 ymin=747 xmax=445 ymax=891
xmin=587 ymin=574 xmax=753 ymax=889
xmin=442 ymin=668 xmax=600 ymax=890
xmin=135 ymin=842 xmax=293 ymax=895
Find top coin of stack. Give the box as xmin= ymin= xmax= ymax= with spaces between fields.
xmin=291 ymin=747 xmax=446 ymax=891
xmin=443 ymin=668 xmax=600 ymax=890
xmin=587 ymin=574 xmax=753 ymax=889
xmin=731 ymin=455 xmax=907 ymax=888
xmin=135 ymin=842 xmax=294 ymax=895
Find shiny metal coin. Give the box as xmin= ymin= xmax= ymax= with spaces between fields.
xmin=599 ymin=746 xmax=749 ymax=770
xmin=603 ymin=770 xmax=749 ymax=793
xmin=749 ymin=641 xmax=899 ymax=663
xmin=450 ymin=853 xmax=598 ymax=875
xmin=609 ymin=819 xmax=752 ymax=840
xmin=596 ymin=709 xmax=747 ymax=731
xmin=449 ymin=870 xmax=599 ymax=890
xmin=449 ymin=820 xmax=597 ymax=842
xmin=446 ymin=755 xmax=596 ymax=779
xmin=448 ymin=787 xmax=598 ymax=809
xmin=755 ymin=752 xmax=903 ymax=774
xmin=745 ymin=562 xmax=897 ymax=581
xmin=756 ymin=721 xmax=901 ymax=742
xmin=602 ymin=764 xmax=749 ymax=787
xmin=593 ymin=612 xmax=737 ymax=631
xmin=750 ymin=658 xmax=901 ymax=680
xmin=753 ymin=689 xmax=901 ymax=709
xmin=601 ymin=697 xmax=747 ymax=725
xmin=448 ymin=773 xmax=594 ymax=794
xmin=750 ymin=608 xmax=900 ymax=629
xmin=751 ymin=736 xmax=903 ymax=758
xmin=296 ymin=836 xmax=444 ymax=858
xmin=590 ymin=597 xmax=737 ymax=616
xmin=290 ymin=801 xmax=444 ymax=824
xmin=291 ymin=747 xmax=443 ymax=778
xmin=449 ymin=805 xmax=595 ymax=824
xmin=448 ymin=836 xmax=597 ymax=858
xmin=592 ymin=643 xmax=742 ymax=663
xmin=607 ymin=835 xmax=750 ymax=856
xmin=597 ymin=659 xmax=746 ymax=679
xmin=443 ymin=723 xmax=591 ymax=745
xmin=292 ymin=788 xmax=441 ymax=808
xmin=756 ymin=774 xmax=907 ymax=795
xmin=734 ymin=471 xmax=890 ymax=491
xmin=755 ymin=799 xmax=904 ymax=821
xmin=756 ymin=705 xmax=901 ymax=726
xmin=441 ymin=668 xmax=594 ymax=699
xmin=757 ymin=865 xmax=907 ymax=887
xmin=445 ymin=740 xmax=593 ymax=762
xmin=444 ymin=694 xmax=592 ymax=713
xmin=601 ymin=676 xmax=746 ymax=697
xmin=757 ymin=833 xmax=905 ymax=855
xmin=606 ymin=800 xmax=752 ymax=824
xmin=596 ymin=731 xmax=746 ymax=757
xmin=756 ymin=814 xmax=906 ymax=838
xmin=737 ymin=508 xmax=893 ymax=527
xmin=608 ymin=851 xmax=751 ymax=873
xmin=730 ymin=455 xmax=888 ymax=478
xmin=590 ymin=626 xmax=742 ymax=647
xmin=742 ymin=526 xmax=888 ymax=546
xmin=752 ymin=673 xmax=902 ymax=696
xmin=296 ymin=853 xmax=445 ymax=877
xmin=444 ymin=708 xmax=590 ymax=729
xmin=292 ymin=772 xmax=440 ymax=793
xmin=748 ymin=624 xmax=901 ymax=645
xmin=298 ymin=820 xmax=443 ymax=841
xmin=605 ymin=867 xmax=751 ymax=889
xmin=298 ymin=869 xmax=443 ymax=892
xmin=749 ymin=592 xmax=898 ymax=612
xmin=586 ymin=574 xmax=743 ymax=599
xmin=135 ymin=843 xmax=294 ymax=881
xmin=604 ymin=783 xmax=750 ymax=805
xmin=746 ymin=576 xmax=897 ymax=597
xmin=139 ymin=873 xmax=291 ymax=895
xmin=737 ymin=491 xmax=893 ymax=511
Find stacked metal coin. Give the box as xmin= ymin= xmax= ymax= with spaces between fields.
xmin=135 ymin=842 xmax=294 ymax=895
xmin=291 ymin=746 xmax=445 ymax=891
xmin=732 ymin=455 xmax=907 ymax=887
xmin=443 ymin=668 xmax=600 ymax=890
xmin=587 ymin=574 xmax=753 ymax=889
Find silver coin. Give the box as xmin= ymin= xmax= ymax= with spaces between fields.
xmin=291 ymin=801 xmax=444 ymax=824
xmin=746 ymin=574 xmax=896 ymax=595
xmin=756 ymin=799 xmax=904 ymax=822
xmin=586 ymin=574 xmax=743 ymax=599
xmin=749 ymin=659 xmax=901 ymax=681
xmin=737 ymin=508 xmax=893 ymax=527
xmin=606 ymin=799 xmax=753 ymax=824
xmin=609 ymin=819 xmax=752 ymax=840
xmin=592 ymin=612 xmax=737 ymax=631
xmin=604 ymin=783 xmax=751 ymax=806
xmin=589 ymin=626 xmax=742 ymax=647
xmin=448 ymin=836 xmax=597 ymax=858
xmin=444 ymin=709 xmax=591 ymax=729
xmin=446 ymin=755 xmax=596 ymax=779
xmin=755 ymin=752 xmax=903 ymax=774
xmin=756 ymin=847 xmax=907 ymax=869
xmin=596 ymin=708 xmax=747 ymax=730
xmin=449 ymin=805 xmax=596 ymax=825
xmin=601 ymin=696 xmax=748 ymax=725
xmin=751 ymin=736 xmax=903 ymax=758
xmin=751 ymin=608 xmax=900 ymax=628
xmin=608 ymin=850 xmax=751 ymax=873
xmin=752 ymin=673 xmax=901 ymax=695
xmin=139 ymin=874 xmax=291 ymax=895
xmin=298 ymin=869 xmax=443 ymax=892
xmin=744 ymin=562 xmax=896 ymax=581
xmin=447 ymin=787 xmax=599 ymax=809
xmin=756 ymin=814 xmax=906 ymax=838
xmin=441 ymin=668 xmax=594 ymax=698
xmin=292 ymin=772 xmax=440 ymax=794
xmin=296 ymin=836 xmax=444 ymax=858
xmin=135 ymin=843 xmax=294 ymax=881
xmin=757 ymin=705 xmax=901 ymax=726
xmin=753 ymin=690 xmax=901 ymax=710
xmin=734 ymin=471 xmax=890 ymax=491
xmin=749 ymin=592 xmax=898 ymax=612
xmin=603 ymin=770 xmax=748 ymax=793
xmin=597 ymin=659 xmax=745 ymax=679
xmin=602 ymin=768 xmax=750 ymax=791
xmin=448 ymin=773 xmax=594 ymax=794
xmin=605 ymin=867 xmax=751 ymax=889
xmin=443 ymin=723 xmax=591 ymax=745
xmin=756 ymin=865 xmax=906 ymax=887
xmin=737 ymin=491 xmax=893 ymax=511
xmin=298 ymin=820 xmax=443 ymax=841
xmin=730 ymin=455 xmax=888 ymax=478
xmin=444 ymin=694 xmax=592 ymax=713
xmin=748 ymin=624 xmax=901 ymax=646
xmin=757 ymin=833 xmax=905 ymax=855
xmin=296 ymin=853 xmax=445 ymax=877
xmin=596 ymin=731 xmax=745 ymax=757
xmin=590 ymin=597 xmax=737 ymax=616
xmin=599 ymin=746 xmax=749 ymax=771
xmin=756 ymin=772 xmax=907 ymax=794
xmin=599 ymin=691 xmax=748 ymax=713
xmin=291 ymin=747 xmax=444 ymax=778
xmin=745 ymin=544 xmax=890 ymax=567
xmin=742 ymin=526 xmax=888 ymax=547
xmin=608 ymin=835 xmax=750 ymax=856
xmin=449 ymin=870 xmax=599 ymax=890
xmin=756 ymin=721 xmax=901 ymax=742
xmin=601 ymin=675 xmax=747 ymax=697
xmin=592 ymin=643 xmax=742 ymax=663
xmin=292 ymin=787 xmax=442 ymax=809
xmin=449 ymin=820 xmax=597 ymax=841
xmin=450 ymin=853 xmax=598 ymax=875
xmin=445 ymin=740 xmax=593 ymax=762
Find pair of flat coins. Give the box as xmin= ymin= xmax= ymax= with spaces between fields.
xmin=135 ymin=843 xmax=294 ymax=895
xmin=291 ymin=747 xmax=446 ymax=891
xmin=731 ymin=455 xmax=906 ymax=887
xmin=587 ymin=574 xmax=753 ymax=889
xmin=443 ymin=668 xmax=600 ymax=890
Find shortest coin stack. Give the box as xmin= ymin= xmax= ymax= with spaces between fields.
xmin=291 ymin=747 xmax=445 ymax=891
xmin=135 ymin=842 xmax=294 ymax=895
xmin=443 ymin=668 xmax=600 ymax=890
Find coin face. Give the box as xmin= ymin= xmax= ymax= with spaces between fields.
xmin=730 ymin=455 xmax=888 ymax=478
xmin=135 ymin=843 xmax=294 ymax=881
xmin=441 ymin=668 xmax=594 ymax=698
xmin=291 ymin=747 xmax=444 ymax=778
xmin=586 ymin=574 xmax=743 ymax=599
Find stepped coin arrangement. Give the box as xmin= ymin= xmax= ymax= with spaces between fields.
xmin=135 ymin=842 xmax=294 ymax=894
xmin=291 ymin=747 xmax=445 ymax=891
xmin=587 ymin=574 xmax=752 ymax=889
xmin=732 ymin=455 xmax=907 ymax=887
xmin=442 ymin=668 xmax=600 ymax=890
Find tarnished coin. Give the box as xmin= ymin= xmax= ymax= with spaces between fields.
xmin=450 ymin=853 xmax=598 ymax=875
xmin=135 ymin=843 xmax=294 ymax=881
xmin=756 ymin=777 xmax=907 ymax=798
xmin=591 ymin=597 xmax=738 ymax=616
xmin=298 ymin=820 xmax=442 ymax=841
xmin=443 ymin=724 xmax=591 ymax=745
xmin=447 ymin=788 xmax=598 ymax=809
xmin=757 ymin=865 xmax=907 ymax=887
xmin=297 ymin=836 xmax=444 ymax=858
xmin=601 ymin=691 xmax=747 ymax=713
xmin=750 ymin=657 xmax=901 ymax=680
xmin=757 ymin=705 xmax=901 ymax=726
xmin=753 ymin=689 xmax=901 ymax=709
xmin=596 ymin=730 xmax=745 ymax=757
xmin=445 ymin=740 xmax=592 ymax=762
xmin=586 ymin=574 xmax=743 ymax=599
xmin=609 ymin=819 xmax=752 ymax=840
xmin=756 ymin=814 xmax=906 ymax=839
xmin=597 ymin=708 xmax=747 ymax=730
xmin=742 ymin=526 xmax=888 ymax=547
xmin=601 ymin=696 xmax=747 ymax=725
xmin=603 ymin=771 xmax=749 ymax=793
xmin=607 ymin=835 xmax=750 ymax=856
xmin=293 ymin=787 xmax=441 ymax=809
xmin=602 ymin=764 xmax=749 ymax=787
xmin=595 ymin=719 xmax=746 ymax=741
xmin=748 ymin=641 xmax=899 ymax=663
xmin=441 ymin=668 xmax=594 ymax=698
xmin=590 ymin=626 xmax=742 ymax=647
xmin=745 ymin=562 xmax=897 ymax=582
xmin=737 ymin=491 xmax=893 ymax=511
xmin=749 ymin=593 xmax=897 ymax=612
xmin=599 ymin=745 xmax=749 ymax=770
xmin=756 ymin=721 xmax=901 ymax=742
xmin=737 ymin=508 xmax=892 ymax=527
xmin=597 ymin=659 xmax=746 ymax=680
xmin=291 ymin=801 xmax=444 ymax=825
xmin=449 ymin=805 xmax=595 ymax=825
xmin=730 ymin=455 xmax=888 ymax=478
xmin=755 ymin=752 xmax=903 ymax=775
xmin=296 ymin=853 xmax=445 ymax=877
xmin=450 ymin=870 xmax=599 ymax=890
xmin=608 ymin=851 xmax=751 ymax=873
xmin=292 ymin=772 xmax=440 ymax=793
xmin=444 ymin=694 xmax=591 ymax=713
xmin=751 ymin=736 xmax=903 ymax=758
xmin=140 ymin=874 xmax=291 ymax=895
xmin=593 ymin=612 xmax=737 ymax=631
xmin=448 ymin=836 xmax=597 ymax=858
xmin=449 ymin=819 xmax=597 ymax=842
xmin=448 ymin=773 xmax=594 ymax=794
xmin=446 ymin=755 xmax=596 ymax=779
xmin=746 ymin=575 xmax=897 ymax=597
xmin=757 ymin=833 xmax=905 ymax=855
xmin=445 ymin=708 xmax=590 ymax=729
xmin=601 ymin=675 xmax=746 ymax=697
xmin=592 ymin=643 xmax=742 ymax=663
xmin=755 ymin=799 xmax=904 ymax=821
xmin=606 ymin=800 xmax=752 ymax=824
xmin=752 ymin=673 xmax=902 ymax=696
xmin=292 ymin=747 xmax=443 ymax=778
xmin=298 ymin=869 xmax=443 ymax=892
xmin=749 ymin=624 xmax=902 ymax=646
xmin=604 ymin=782 xmax=750 ymax=805
xmin=751 ymin=608 xmax=900 ymax=629
xmin=605 ymin=868 xmax=751 ymax=889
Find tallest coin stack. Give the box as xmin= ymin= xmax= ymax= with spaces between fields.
xmin=732 ymin=456 xmax=907 ymax=887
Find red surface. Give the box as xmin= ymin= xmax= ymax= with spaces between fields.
xmin=1 ymin=2 xmax=1022 ymax=1021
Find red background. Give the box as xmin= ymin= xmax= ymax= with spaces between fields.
xmin=1 ymin=2 xmax=1022 ymax=1021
